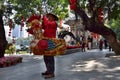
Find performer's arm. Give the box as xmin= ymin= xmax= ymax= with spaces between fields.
xmin=42 ymin=15 xmax=57 ymax=28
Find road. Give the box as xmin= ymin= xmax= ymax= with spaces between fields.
xmin=0 ymin=49 xmax=120 ymax=80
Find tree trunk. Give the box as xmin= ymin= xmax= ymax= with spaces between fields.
xmin=104 ymin=34 xmax=120 ymax=55
xmin=0 ymin=14 xmax=8 ymax=58
xmin=90 ymin=22 xmax=120 ymax=55
xmin=75 ymin=6 xmax=120 ymax=55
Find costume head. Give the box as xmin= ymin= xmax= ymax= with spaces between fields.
xmin=27 ymin=14 xmax=41 ymax=28
xmin=27 ymin=14 xmax=41 ymax=23
xmin=26 ymin=14 xmax=41 ymax=34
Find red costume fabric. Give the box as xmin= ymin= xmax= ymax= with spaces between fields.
xmin=42 ymin=16 xmax=57 ymax=38
xmin=69 ymin=0 xmax=77 ymax=10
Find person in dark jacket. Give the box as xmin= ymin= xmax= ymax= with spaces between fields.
xmin=81 ymin=39 xmax=86 ymax=52
xmin=99 ymin=39 xmax=103 ymax=51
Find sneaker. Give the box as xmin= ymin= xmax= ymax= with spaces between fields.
xmin=44 ymin=73 xmax=55 ymax=79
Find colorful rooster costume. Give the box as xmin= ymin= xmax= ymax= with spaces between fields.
xmin=27 ymin=14 xmax=66 ymax=56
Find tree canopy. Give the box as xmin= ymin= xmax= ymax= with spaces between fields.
xmin=1 ymin=0 xmax=69 ymax=26
xmin=0 ymin=0 xmax=120 ymax=26
xmin=76 ymin=0 xmax=120 ymax=20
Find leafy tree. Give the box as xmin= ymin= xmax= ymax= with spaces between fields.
xmin=0 ymin=0 xmax=68 ymax=57
xmin=69 ymin=0 xmax=120 ymax=55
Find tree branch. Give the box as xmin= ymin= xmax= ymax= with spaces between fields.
xmin=88 ymin=0 xmax=95 ymax=12
xmin=75 ymin=6 xmax=89 ymax=29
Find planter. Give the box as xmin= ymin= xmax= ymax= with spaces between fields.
xmin=0 ymin=56 xmax=22 ymax=68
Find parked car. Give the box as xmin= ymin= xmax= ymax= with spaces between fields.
xmin=15 ymin=45 xmax=21 ymax=52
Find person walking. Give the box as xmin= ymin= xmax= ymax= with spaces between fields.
xmin=87 ymin=35 xmax=93 ymax=50
xmin=81 ymin=39 xmax=86 ymax=52
xmin=104 ymin=39 xmax=108 ymax=49
xmin=41 ymin=13 xmax=58 ymax=78
xmin=99 ymin=39 xmax=103 ymax=51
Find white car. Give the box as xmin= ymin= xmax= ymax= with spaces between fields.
xmin=15 ymin=45 xmax=21 ymax=52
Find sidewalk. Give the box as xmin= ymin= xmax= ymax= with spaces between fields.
xmin=0 ymin=49 xmax=120 ymax=80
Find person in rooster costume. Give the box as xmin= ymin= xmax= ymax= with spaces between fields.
xmin=27 ymin=13 xmax=66 ymax=78
xmin=41 ymin=13 xmax=58 ymax=78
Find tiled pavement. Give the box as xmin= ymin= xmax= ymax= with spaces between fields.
xmin=0 ymin=49 xmax=120 ymax=80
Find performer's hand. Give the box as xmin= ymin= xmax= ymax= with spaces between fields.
xmin=41 ymin=10 xmax=46 ymax=16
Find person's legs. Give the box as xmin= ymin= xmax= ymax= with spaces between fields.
xmin=83 ymin=47 xmax=85 ymax=52
xmin=44 ymin=56 xmax=55 ymax=73
xmin=88 ymin=42 xmax=91 ymax=49
xmin=43 ymin=56 xmax=55 ymax=78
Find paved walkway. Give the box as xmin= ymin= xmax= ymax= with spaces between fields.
xmin=0 ymin=49 xmax=120 ymax=80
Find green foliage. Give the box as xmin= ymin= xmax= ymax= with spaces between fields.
xmin=5 ymin=43 xmax=16 ymax=54
xmin=43 ymin=0 xmax=69 ymax=19
xmin=108 ymin=19 xmax=120 ymax=40
xmin=9 ymin=0 xmax=42 ymax=25
xmin=77 ymin=0 xmax=120 ymax=20
xmin=2 ymin=0 xmax=69 ymax=26
xmin=1 ymin=0 xmax=120 ymax=30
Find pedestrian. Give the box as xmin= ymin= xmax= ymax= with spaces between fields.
xmin=99 ymin=39 xmax=103 ymax=51
xmin=81 ymin=39 xmax=86 ymax=52
xmin=41 ymin=13 xmax=58 ymax=78
xmin=87 ymin=35 xmax=93 ymax=50
xmin=104 ymin=39 xmax=108 ymax=49
xmin=108 ymin=45 xmax=112 ymax=51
